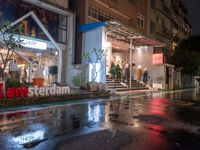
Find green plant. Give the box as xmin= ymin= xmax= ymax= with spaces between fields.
xmin=6 ymin=78 xmax=27 ymax=88
xmin=109 ymin=64 xmax=122 ymax=80
xmin=72 ymin=74 xmax=82 ymax=87
xmin=0 ymin=21 xmax=23 ymax=79
xmin=82 ymin=48 xmax=106 ymax=82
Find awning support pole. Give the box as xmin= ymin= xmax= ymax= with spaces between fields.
xmin=129 ymin=38 xmax=133 ymax=91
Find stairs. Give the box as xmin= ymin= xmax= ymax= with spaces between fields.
xmin=106 ymin=77 xmax=149 ymax=92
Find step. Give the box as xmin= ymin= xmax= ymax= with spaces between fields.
xmin=115 ymin=87 xmax=149 ymax=91
xmin=107 ymin=83 xmax=144 ymax=87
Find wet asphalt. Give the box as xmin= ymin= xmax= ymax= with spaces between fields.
xmin=0 ymin=89 xmax=200 ymax=150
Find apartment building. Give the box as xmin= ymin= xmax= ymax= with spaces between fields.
xmin=147 ymin=0 xmax=192 ymax=89
xmin=172 ymin=0 xmax=192 ymax=50
xmin=147 ymin=0 xmax=172 ymax=60
xmin=70 ymin=0 xmax=149 ymax=64
xmin=70 ymin=0 xmax=171 ymax=90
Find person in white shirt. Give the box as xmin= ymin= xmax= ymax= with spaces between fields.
xmin=9 ymin=59 xmax=18 ymax=79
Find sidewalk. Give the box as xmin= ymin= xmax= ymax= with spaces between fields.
xmin=55 ymin=129 xmax=132 ymax=150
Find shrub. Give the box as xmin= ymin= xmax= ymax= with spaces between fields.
xmin=6 ymin=79 xmax=27 ymax=88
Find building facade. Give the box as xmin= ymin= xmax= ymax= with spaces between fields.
xmin=70 ymin=0 xmax=169 ymax=89
xmin=70 ymin=0 xmax=149 ymax=64
xmin=171 ymin=0 xmax=192 ymax=51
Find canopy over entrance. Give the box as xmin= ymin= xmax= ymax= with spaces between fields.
xmin=80 ymin=20 xmax=165 ymax=47
xmin=106 ymin=21 xmax=164 ymax=47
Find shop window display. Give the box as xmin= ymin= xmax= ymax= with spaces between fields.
xmin=0 ymin=0 xmax=67 ymax=43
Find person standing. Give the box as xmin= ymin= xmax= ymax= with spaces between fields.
xmin=143 ymin=68 xmax=148 ymax=84
xmin=124 ymin=64 xmax=129 ymax=81
xmin=9 ymin=59 xmax=18 ymax=79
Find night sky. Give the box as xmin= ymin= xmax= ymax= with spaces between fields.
xmin=182 ymin=0 xmax=200 ymax=35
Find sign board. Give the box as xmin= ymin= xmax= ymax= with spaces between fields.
xmin=21 ymin=37 xmax=47 ymax=50
xmin=0 ymin=83 xmax=70 ymax=99
xmin=153 ymin=53 xmax=163 ymax=65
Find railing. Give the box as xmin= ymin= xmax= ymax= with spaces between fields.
xmin=162 ymin=26 xmax=172 ymax=38
xmin=163 ymin=4 xmax=171 ymax=17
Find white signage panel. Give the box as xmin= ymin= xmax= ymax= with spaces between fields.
xmin=21 ymin=37 xmax=47 ymax=50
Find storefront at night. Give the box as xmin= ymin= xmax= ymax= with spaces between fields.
xmin=80 ymin=21 xmax=174 ymax=90
xmin=0 ymin=0 xmax=74 ymax=87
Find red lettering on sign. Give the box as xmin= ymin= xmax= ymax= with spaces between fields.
xmin=14 ymin=88 xmax=28 ymax=98
xmin=6 ymin=88 xmax=15 ymax=98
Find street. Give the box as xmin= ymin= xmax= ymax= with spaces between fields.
xmin=1 ymin=89 xmax=200 ymax=150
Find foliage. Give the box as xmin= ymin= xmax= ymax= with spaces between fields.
xmin=0 ymin=21 xmax=23 ymax=79
xmin=72 ymin=74 xmax=82 ymax=87
xmin=109 ymin=63 xmax=122 ymax=79
xmin=82 ymin=48 xmax=106 ymax=82
xmin=172 ymin=35 xmax=200 ymax=75
xmin=6 ymin=78 xmax=27 ymax=88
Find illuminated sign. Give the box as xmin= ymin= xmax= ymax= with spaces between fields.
xmin=0 ymin=83 xmax=70 ymax=99
xmin=21 ymin=37 xmax=47 ymax=50
xmin=153 ymin=53 xmax=163 ymax=65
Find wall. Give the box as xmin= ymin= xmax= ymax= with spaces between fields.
xmin=89 ymin=0 xmax=148 ymax=34
xmin=41 ymin=0 xmax=69 ymax=9
xmin=82 ymin=26 xmax=106 ymax=83
xmin=181 ymin=73 xmax=195 ymax=88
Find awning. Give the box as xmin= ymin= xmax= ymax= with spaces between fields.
xmin=106 ymin=21 xmax=165 ymax=47
xmin=80 ymin=21 xmax=164 ymax=47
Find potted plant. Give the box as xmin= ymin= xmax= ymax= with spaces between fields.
xmin=109 ymin=64 xmax=122 ymax=80
xmin=72 ymin=73 xmax=81 ymax=88
xmin=82 ymin=48 xmax=106 ymax=92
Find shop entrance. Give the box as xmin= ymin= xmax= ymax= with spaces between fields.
xmin=7 ymin=11 xmax=63 ymax=84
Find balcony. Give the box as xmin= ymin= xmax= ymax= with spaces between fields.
xmin=162 ymin=26 xmax=172 ymax=39
xmin=163 ymin=4 xmax=171 ymax=17
xmin=173 ymin=35 xmax=179 ymax=43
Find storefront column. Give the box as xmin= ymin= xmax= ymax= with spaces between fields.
xmin=29 ymin=63 xmax=32 ymax=83
xmin=58 ymin=50 xmax=62 ymax=83
xmin=129 ymin=38 xmax=133 ymax=91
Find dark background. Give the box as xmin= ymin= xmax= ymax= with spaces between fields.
xmin=182 ymin=0 xmax=200 ymax=35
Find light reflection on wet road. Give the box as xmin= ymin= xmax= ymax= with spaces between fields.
xmin=1 ymin=89 xmax=200 ymax=150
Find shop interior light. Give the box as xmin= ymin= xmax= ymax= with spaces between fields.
xmin=55 ymin=51 xmax=58 ymax=55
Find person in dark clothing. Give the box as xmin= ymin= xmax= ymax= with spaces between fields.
xmin=143 ymin=68 xmax=148 ymax=84
xmin=124 ymin=64 xmax=129 ymax=81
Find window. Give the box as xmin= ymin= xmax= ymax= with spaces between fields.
xmin=88 ymin=6 xmax=115 ymax=21
xmin=151 ymin=0 xmax=156 ymax=9
xmin=150 ymin=21 xmax=155 ymax=34
xmin=137 ymin=13 xmax=144 ymax=28
xmin=129 ymin=0 xmax=137 ymax=5
xmin=58 ymin=15 xmax=67 ymax=43
xmin=157 ymin=16 xmax=163 ymax=25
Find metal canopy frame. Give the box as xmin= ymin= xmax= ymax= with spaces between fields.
xmin=105 ymin=20 xmax=165 ymax=90
xmin=106 ymin=21 xmax=165 ymax=47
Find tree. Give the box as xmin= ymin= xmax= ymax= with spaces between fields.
xmin=0 ymin=21 xmax=23 ymax=79
xmin=172 ymin=35 xmax=200 ymax=75
xmin=82 ymin=48 xmax=106 ymax=82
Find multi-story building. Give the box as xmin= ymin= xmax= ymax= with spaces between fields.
xmin=147 ymin=0 xmax=192 ymax=89
xmin=70 ymin=0 xmax=149 ymax=64
xmin=0 ymin=0 xmax=74 ymax=85
xmin=172 ymin=0 xmax=192 ymax=50
xmin=147 ymin=0 xmax=172 ymax=61
xmin=70 ymin=0 xmax=171 ymax=90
